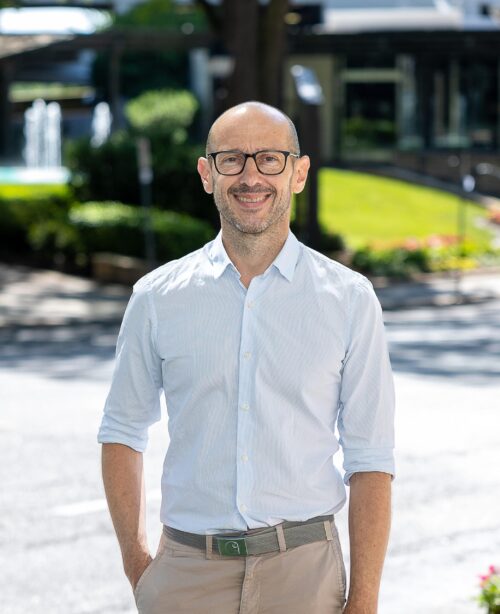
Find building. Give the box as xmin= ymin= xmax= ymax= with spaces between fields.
xmin=2 ymin=0 xmax=500 ymax=192
xmin=283 ymin=0 xmax=500 ymax=190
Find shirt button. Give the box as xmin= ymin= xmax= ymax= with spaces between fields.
xmin=240 ymin=504 xmax=247 ymax=512
xmin=241 ymin=403 xmax=250 ymax=411
xmin=241 ymin=454 xmax=249 ymax=462
xmin=243 ymin=351 xmax=252 ymax=359
xmin=247 ymin=300 xmax=254 ymax=308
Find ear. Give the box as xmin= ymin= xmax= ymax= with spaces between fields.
xmin=291 ymin=155 xmax=310 ymax=194
xmin=197 ymin=157 xmax=213 ymax=194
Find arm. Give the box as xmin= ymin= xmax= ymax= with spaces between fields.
xmin=101 ymin=442 xmax=152 ymax=590
xmin=344 ymin=471 xmax=392 ymax=614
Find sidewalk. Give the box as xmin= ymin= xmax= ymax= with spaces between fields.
xmin=0 ymin=264 xmax=130 ymax=328
xmin=1 ymin=262 xmax=499 ymax=328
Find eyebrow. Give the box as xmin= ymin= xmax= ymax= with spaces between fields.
xmin=210 ymin=147 xmax=289 ymax=153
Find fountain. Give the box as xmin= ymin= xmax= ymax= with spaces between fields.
xmin=12 ymin=98 xmax=68 ymax=183
xmin=24 ymin=98 xmax=62 ymax=168
xmin=91 ymin=102 xmax=112 ymax=147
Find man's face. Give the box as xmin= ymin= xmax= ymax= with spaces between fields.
xmin=198 ymin=109 xmax=309 ymax=235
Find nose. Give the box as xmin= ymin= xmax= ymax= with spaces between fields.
xmin=239 ymin=155 xmax=261 ymax=182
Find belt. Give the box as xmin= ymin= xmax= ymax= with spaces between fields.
xmin=163 ymin=514 xmax=335 ymax=557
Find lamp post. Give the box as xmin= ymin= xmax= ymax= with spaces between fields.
xmin=290 ymin=65 xmax=324 ymax=249
xmin=456 ymin=172 xmax=475 ymax=302
xmin=136 ymin=137 xmax=156 ymax=270
xmin=455 ymin=162 xmax=500 ymax=302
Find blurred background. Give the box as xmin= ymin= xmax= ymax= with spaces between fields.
xmin=1 ymin=1 xmax=499 ymax=613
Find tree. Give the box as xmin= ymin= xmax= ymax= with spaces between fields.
xmin=197 ymin=0 xmax=289 ymax=110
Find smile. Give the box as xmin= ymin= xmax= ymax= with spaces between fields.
xmin=232 ymin=193 xmax=271 ymax=206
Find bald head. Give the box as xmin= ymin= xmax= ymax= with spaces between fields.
xmin=206 ymin=101 xmax=300 ymax=156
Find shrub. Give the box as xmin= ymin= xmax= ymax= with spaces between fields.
xmin=125 ymin=88 xmax=198 ymax=142
xmin=68 ymin=201 xmax=214 ymax=263
xmin=66 ymin=131 xmax=138 ymax=205
xmin=0 ymin=193 xmax=72 ymax=258
xmin=352 ymin=245 xmax=431 ymax=278
xmin=351 ymin=235 xmax=500 ymax=278
xmin=477 ymin=565 xmax=500 ymax=613
xmin=65 ymin=89 xmax=212 ymax=223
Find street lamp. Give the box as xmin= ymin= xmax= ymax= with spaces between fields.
xmin=136 ymin=137 xmax=156 ymax=271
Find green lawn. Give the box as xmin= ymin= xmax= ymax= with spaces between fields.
xmin=0 ymin=184 xmax=69 ymax=199
xmin=0 ymin=174 xmax=495 ymax=253
xmin=319 ymin=168 xmax=494 ymax=249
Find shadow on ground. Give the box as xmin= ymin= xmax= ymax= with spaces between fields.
xmin=385 ymin=301 xmax=500 ymax=386
xmin=0 ymin=322 xmax=120 ymax=380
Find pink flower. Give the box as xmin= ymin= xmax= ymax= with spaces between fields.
xmin=426 ymin=235 xmax=443 ymax=248
xmin=403 ymin=237 xmax=420 ymax=250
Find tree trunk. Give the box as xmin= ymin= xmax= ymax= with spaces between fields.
xmin=197 ymin=0 xmax=289 ymax=110
xmin=224 ymin=0 xmax=259 ymax=107
xmin=258 ymin=0 xmax=289 ymax=107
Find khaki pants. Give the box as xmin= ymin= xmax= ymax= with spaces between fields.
xmin=133 ymin=519 xmax=347 ymax=614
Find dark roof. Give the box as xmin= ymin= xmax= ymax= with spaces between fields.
xmin=0 ymin=28 xmax=214 ymax=62
xmin=290 ymin=28 xmax=500 ymax=57
xmin=0 ymin=33 xmax=73 ymax=60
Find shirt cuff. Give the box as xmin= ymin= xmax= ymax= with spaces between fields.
xmin=343 ymin=447 xmax=395 ymax=486
xmin=97 ymin=415 xmax=148 ymax=453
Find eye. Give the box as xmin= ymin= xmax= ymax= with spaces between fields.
xmin=262 ymin=154 xmax=280 ymax=163
xmin=220 ymin=153 xmax=243 ymax=165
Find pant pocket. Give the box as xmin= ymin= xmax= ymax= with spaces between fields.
xmin=133 ymin=535 xmax=169 ymax=604
xmin=329 ymin=526 xmax=347 ymax=598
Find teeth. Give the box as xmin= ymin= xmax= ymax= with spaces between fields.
xmin=236 ymin=195 xmax=268 ymax=202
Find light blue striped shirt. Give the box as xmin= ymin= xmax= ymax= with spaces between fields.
xmin=98 ymin=230 xmax=395 ymax=535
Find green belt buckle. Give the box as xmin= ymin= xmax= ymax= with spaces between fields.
xmin=216 ymin=536 xmax=248 ymax=556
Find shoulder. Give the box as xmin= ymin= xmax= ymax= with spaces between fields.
xmin=132 ymin=244 xmax=210 ymax=296
xmin=300 ymin=243 xmax=373 ymax=295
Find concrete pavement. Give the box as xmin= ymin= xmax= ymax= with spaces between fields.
xmin=1 ymin=262 xmax=500 ymax=328
xmin=1 ymin=260 xmax=499 ymax=614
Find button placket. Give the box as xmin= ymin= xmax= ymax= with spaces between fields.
xmin=235 ymin=280 xmax=261 ymax=520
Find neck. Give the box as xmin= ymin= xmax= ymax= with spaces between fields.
xmin=221 ymin=221 xmax=289 ymax=288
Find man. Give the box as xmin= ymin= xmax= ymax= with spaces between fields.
xmin=98 ymin=101 xmax=395 ymax=614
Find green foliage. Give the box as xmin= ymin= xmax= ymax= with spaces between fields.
xmin=342 ymin=117 xmax=396 ymax=148
xmin=352 ymin=245 xmax=432 ymax=278
xmin=0 ymin=185 xmax=213 ymax=269
xmin=65 ymin=89 xmax=214 ymax=224
xmin=477 ymin=566 xmax=500 ymax=613
xmin=125 ymin=88 xmax=198 ymax=142
xmin=0 ymin=193 xmax=72 ymax=257
xmin=317 ymin=228 xmax=346 ymax=254
xmin=68 ymin=201 xmax=214 ymax=263
xmin=351 ymin=237 xmax=500 ymax=278
xmin=90 ymin=1 xmax=207 ymax=100
xmin=113 ymin=0 xmax=207 ymax=30
xmin=92 ymin=50 xmax=189 ymax=101
xmin=28 ymin=219 xmax=85 ymax=264
xmin=66 ymin=131 xmax=138 ymax=204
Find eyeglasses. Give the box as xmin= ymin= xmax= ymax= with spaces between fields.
xmin=207 ymin=150 xmax=300 ymax=176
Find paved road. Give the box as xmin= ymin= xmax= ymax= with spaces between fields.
xmin=1 ymin=265 xmax=499 ymax=614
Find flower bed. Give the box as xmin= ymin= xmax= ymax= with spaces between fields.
xmin=350 ymin=234 xmax=500 ymax=279
xmin=477 ymin=565 xmax=500 ymax=613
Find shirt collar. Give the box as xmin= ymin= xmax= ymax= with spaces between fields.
xmin=209 ymin=231 xmax=233 ymax=279
xmin=209 ymin=230 xmax=301 ymax=283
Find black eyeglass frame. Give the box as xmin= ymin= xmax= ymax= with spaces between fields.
xmin=207 ymin=149 xmax=300 ymax=176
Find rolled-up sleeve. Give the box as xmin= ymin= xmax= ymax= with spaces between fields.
xmin=338 ymin=278 xmax=395 ymax=485
xmin=97 ymin=285 xmax=163 ymax=452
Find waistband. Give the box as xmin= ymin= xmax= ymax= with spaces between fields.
xmin=163 ymin=514 xmax=335 ymax=557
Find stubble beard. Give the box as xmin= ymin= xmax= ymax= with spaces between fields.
xmin=213 ymin=183 xmax=292 ymax=236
